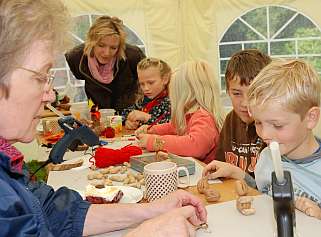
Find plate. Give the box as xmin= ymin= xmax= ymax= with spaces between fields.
xmin=117 ymin=186 xmax=144 ymax=203
xmin=78 ymin=185 xmax=143 ymax=204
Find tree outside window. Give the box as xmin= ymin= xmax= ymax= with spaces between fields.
xmin=219 ymin=6 xmax=321 ymax=92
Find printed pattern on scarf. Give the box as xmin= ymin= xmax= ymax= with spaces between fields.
xmin=0 ymin=137 xmax=24 ymax=173
xmin=122 ymin=95 xmax=171 ymax=125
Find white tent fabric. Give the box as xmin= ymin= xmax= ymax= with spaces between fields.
xmin=62 ymin=0 xmax=321 ymax=74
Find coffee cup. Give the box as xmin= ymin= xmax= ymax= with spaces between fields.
xmin=144 ymin=161 xmax=190 ymax=202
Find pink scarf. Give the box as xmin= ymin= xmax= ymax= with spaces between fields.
xmin=88 ymin=56 xmax=116 ymax=84
xmin=0 ymin=137 xmax=24 ymax=173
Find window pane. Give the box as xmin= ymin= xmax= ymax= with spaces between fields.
xmin=241 ymin=7 xmax=267 ymax=38
xmin=244 ymin=42 xmax=268 ymax=54
xmin=125 ymin=27 xmax=144 ymax=45
xmin=298 ymin=39 xmax=321 ymax=54
xmin=220 ymin=76 xmax=227 ymax=91
xmin=73 ymin=86 xmax=88 ymax=102
xmin=53 ymin=54 xmax=66 ymax=68
xmin=221 ymin=19 xmax=261 ymax=42
xmin=271 ymin=41 xmax=295 ymax=55
xmin=220 ymin=60 xmax=229 ymax=74
xmin=91 ymin=14 xmax=102 ymax=23
xmin=69 ymin=71 xmax=84 ymax=86
xmin=53 ymin=70 xmax=68 ymax=87
xmin=219 ymin=6 xmax=321 ymax=91
xmin=269 ymin=6 xmax=295 ymax=38
xmin=277 ymin=14 xmax=321 ymax=39
xmin=219 ymin=44 xmax=242 ymax=58
xmin=71 ymin=15 xmax=90 ymax=40
xmin=71 ymin=37 xmax=82 ymax=47
xmin=138 ymin=46 xmax=146 ymax=54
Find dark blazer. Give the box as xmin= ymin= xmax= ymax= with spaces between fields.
xmin=65 ymin=43 xmax=145 ymax=110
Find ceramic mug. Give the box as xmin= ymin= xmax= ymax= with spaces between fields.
xmin=144 ymin=161 xmax=190 ymax=202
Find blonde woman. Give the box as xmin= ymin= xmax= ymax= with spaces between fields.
xmin=136 ymin=60 xmax=225 ymax=164
xmin=122 ymin=57 xmax=172 ymax=130
xmin=65 ymin=16 xmax=145 ymax=110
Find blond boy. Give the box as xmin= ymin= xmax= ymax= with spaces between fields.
xmin=204 ymin=59 xmax=321 ymax=219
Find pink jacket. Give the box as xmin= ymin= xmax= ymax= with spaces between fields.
xmin=146 ymin=108 xmax=219 ymax=164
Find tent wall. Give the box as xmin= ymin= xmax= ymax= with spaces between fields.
xmin=62 ymin=0 xmax=321 ymax=77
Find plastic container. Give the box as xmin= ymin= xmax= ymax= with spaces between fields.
xmin=70 ymin=102 xmax=90 ymax=120
xmin=107 ymin=115 xmax=122 ymax=137
xmin=99 ymin=109 xmax=115 ymax=126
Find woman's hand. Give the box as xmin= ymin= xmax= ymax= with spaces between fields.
xmin=295 ymin=197 xmax=321 ymax=220
xmin=126 ymin=190 xmax=207 ymax=237
xmin=202 ymin=160 xmax=245 ymax=180
xmin=128 ymin=110 xmax=151 ymax=123
xmin=150 ymin=189 xmax=207 ymax=225
xmin=125 ymin=206 xmax=198 ymax=237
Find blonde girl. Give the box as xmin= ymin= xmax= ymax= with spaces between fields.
xmin=136 ymin=60 xmax=225 ymax=163
xmin=122 ymin=57 xmax=172 ymax=130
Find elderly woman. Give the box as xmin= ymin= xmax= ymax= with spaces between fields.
xmin=65 ymin=16 xmax=145 ymax=110
xmin=0 ymin=1 xmax=206 ymax=236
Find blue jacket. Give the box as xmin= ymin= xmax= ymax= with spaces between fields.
xmin=0 ymin=152 xmax=91 ymax=236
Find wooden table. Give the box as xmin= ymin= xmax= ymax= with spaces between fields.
xmin=186 ymin=178 xmax=260 ymax=205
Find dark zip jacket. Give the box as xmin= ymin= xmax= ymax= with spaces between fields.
xmin=65 ymin=43 xmax=145 ymax=111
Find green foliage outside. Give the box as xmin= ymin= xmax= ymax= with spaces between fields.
xmin=220 ymin=6 xmax=321 ymax=90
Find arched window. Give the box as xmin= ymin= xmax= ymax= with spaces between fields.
xmin=52 ymin=14 xmax=146 ymax=102
xmin=219 ymin=6 xmax=321 ymax=91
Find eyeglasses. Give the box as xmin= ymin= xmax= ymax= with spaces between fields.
xmin=17 ymin=66 xmax=55 ymax=92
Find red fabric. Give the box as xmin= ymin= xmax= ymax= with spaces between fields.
xmin=93 ymin=145 xmax=142 ymax=168
xmin=101 ymin=127 xmax=115 ymax=138
xmin=142 ymin=90 xmax=168 ymax=113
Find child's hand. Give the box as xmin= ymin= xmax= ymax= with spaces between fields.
xmin=202 ymin=160 xmax=245 ymax=180
xmin=125 ymin=119 xmax=140 ymax=130
xmin=128 ymin=110 xmax=151 ymax=123
xmin=135 ymin=125 xmax=149 ymax=137
xmin=295 ymin=197 xmax=321 ymax=220
xmin=137 ymin=133 xmax=149 ymax=148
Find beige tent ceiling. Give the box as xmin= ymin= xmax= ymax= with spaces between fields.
xmin=62 ymin=0 xmax=321 ymax=78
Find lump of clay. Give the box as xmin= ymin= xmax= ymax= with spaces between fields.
xmin=235 ymin=179 xmax=249 ymax=196
xmin=204 ymin=189 xmax=221 ymax=202
xmin=236 ymin=196 xmax=255 ymax=216
xmin=197 ymin=177 xmax=209 ymax=194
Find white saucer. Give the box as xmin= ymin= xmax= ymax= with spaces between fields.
xmin=78 ymin=185 xmax=143 ymax=204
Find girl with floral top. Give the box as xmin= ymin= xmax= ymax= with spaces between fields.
xmin=122 ymin=57 xmax=171 ymax=130
xmin=136 ymin=60 xmax=225 ymax=164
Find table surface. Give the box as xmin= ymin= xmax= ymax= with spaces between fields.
xmin=186 ymin=178 xmax=260 ymax=204
xmin=47 ymin=137 xmax=321 ymax=237
xmin=47 ymin=137 xmax=260 ymax=204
